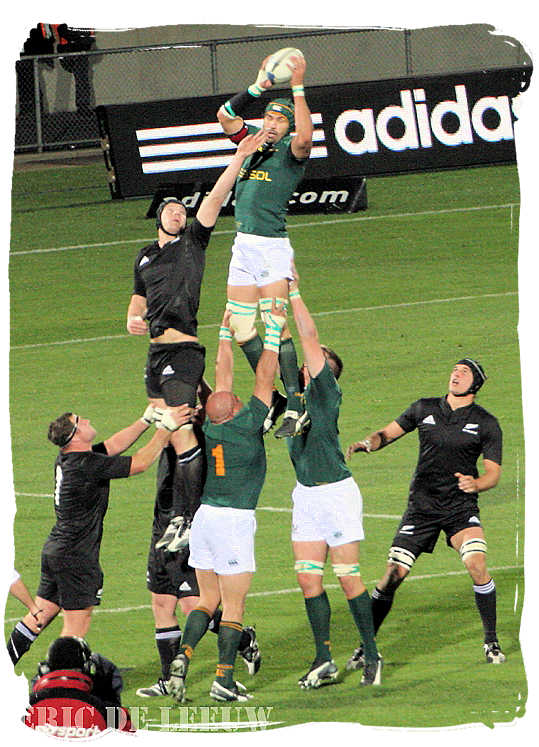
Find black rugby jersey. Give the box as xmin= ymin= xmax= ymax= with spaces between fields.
xmin=133 ymin=218 xmax=213 ymax=338
xmin=396 ymin=396 xmax=502 ymax=511
xmin=43 ymin=443 xmax=131 ymax=558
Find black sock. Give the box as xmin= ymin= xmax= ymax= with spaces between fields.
xmin=173 ymin=446 xmax=205 ymax=518
xmin=7 ymin=621 xmax=38 ymax=664
xmin=371 ymin=586 xmax=396 ymax=635
xmin=473 ymin=579 xmax=498 ymax=643
xmin=155 ymin=625 xmax=181 ymax=679
xmin=240 ymin=334 xmax=263 ymax=373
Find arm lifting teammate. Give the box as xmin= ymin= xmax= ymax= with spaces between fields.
xmin=167 ymin=302 xmax=286 ymax=703
xmin=281 ymin=267 xmax=381 ymax=688
xmin=7 ymin=404 xmax=189 ymax=665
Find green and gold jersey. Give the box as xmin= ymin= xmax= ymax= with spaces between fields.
xmin=202 ymin=395 xmax=269 ymax=510
xmin=287 ymin=362 xmax=352 ymax=487
xmin=233 ymin=124 xmax=307 ymax=238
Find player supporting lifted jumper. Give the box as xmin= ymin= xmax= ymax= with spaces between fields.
xmin=217 ymin=53 xmax=313 ymax=438
xmin=136 ymin=437 xmax=261 ymax=698
xmin=284 ymin=267 xmax=381 ymax=688
xmin=346 ymin=359 xmax=505 ymax=666
xmin=167 ymin=302 xmax=286 ymax=703
xmin=127 ymin=132 xmax=265 ymax=555
xmin=7 ymin=405 xmax=187 ymax=665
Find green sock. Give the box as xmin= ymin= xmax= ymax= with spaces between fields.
xmin=240 ymin=334 xmax=263 ymax=373
xmin=304 ymin=591 xmax=332 ymax=662
xmin=181 ymin=607 xmax=211 ymax=654
xmin=216 ymin=621 xmax=243 ymax=687
xmin=347 ymin=591 xmax=378 ymax=662
xmin=279 ymin=337 xmax=303 ymax=414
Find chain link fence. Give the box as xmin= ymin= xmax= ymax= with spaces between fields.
xmin=14 ymin=25 xmax=531 ymax=153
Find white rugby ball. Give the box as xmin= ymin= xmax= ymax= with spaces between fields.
xmin=264 ymin=47 xmax=304 ymax=85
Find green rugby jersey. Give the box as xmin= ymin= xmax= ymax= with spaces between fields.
xmin=233 ymin=124 xmax=307 ymax=237
xmin=287 ymin=362 xmax=352 ymax=487
xmin=202 ymin=395 xmax=269 ymax=510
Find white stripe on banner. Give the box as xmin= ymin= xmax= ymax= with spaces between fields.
xmin=135 ymin=113 xmax=324 ymax=142
xmin=142 ymin=145 xmax=328 ymax=174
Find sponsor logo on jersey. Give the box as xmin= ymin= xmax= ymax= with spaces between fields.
xmin=162 ymin=365 xmax=175 ymax=376
xmin=238 ymin=167 xmax=272 ymax=182
xmin=399 ymin=524 xmax=415 ymax=535
xmin=467 ymin=515 xmax=481 ymax=524
xmin=462 ymin=423 xmax=479 ymax=434
xmin=422 ymin=415 xmax=436 ymax=425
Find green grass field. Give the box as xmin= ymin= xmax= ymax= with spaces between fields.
xmin=5 ymin=159 xmax=526 ymax=734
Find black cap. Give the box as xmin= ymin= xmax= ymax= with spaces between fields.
xmin=456 ymin=358 xmax=487 ymax=394
xmin=46 ymin=636 xmax=91 ymax=671
xmin=155 ymin=197 xmax=186 ymax=236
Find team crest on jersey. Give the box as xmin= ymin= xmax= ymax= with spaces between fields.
xmin=422 ymin=415 xmax=435 ymax=425
xmin=462 ymin=423 xmax=479 ymax=434
xmin=162 ymin=365 xmax=175 ymax=376
xmin=139 ymin=256 xmax=150 ymax=266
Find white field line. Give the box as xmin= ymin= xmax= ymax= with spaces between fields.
xmin=12 ymin=493 xmax=402 ymax=521
xmin=2 ymin=564 xmax=522 ymax=625
xmin=10 ymin=202 xmax=518 ymax=257
xmin=10 ymin=290 xmax=517 ymax=351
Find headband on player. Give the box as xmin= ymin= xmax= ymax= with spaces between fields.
xmin=264 ymin=98 xmax=295 ymax=128
xmin=456 ymin=358 xmax=487 ymax=395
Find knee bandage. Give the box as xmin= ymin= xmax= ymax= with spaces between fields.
xmin=226 ymin=300 xmax=258 ymax=344
xmin=259 ymin=297 xmax=288 ymax=325
xmin=387 ymin=546 xmax=416 ymax=571
xmin=294 ymin=560 xmax=324 ymax=575
xmin=332 ymin=563 xmax=361 ymax=577
xmin=459 ymin=538 xmax=487 ymax=562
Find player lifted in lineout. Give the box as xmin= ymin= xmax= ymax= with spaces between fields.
xmin=217 ymin=51 xmax=313 ymax=439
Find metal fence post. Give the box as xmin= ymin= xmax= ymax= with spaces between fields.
xmin=404 ymin=28 xmax=413 ymax=75
xmin=210 ymin=41 xmax=218 ymax=95
xmin=33 ymin=58 xmax=43 ymax=153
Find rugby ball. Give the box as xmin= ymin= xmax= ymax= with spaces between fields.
xmin=264 ymin=47 xmax=304 ymax=85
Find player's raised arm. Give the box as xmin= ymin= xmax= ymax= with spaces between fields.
xmin=196 ymin=131 xmax=266 ymax=228
xmin=289 ymin=55 xmax=313 ymax=160
xmin=253 ymin=299 xmax=287 ymax=407
xmin=217 ymin=56 xmax=273 ymax=137
xmin=287 ymin=267 xmax=325 ymax=379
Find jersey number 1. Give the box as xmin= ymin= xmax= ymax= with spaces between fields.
xmin=211 ymin=444 xmax=226 ymax=476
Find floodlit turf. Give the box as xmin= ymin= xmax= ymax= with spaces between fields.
xmin=6 ymin=161 xmax=526 ymax=732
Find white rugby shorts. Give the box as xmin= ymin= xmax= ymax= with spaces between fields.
xmin=291 ymin=476 xmax=365 ymax=546
xmin=227 ymin=232 xmax=294 ymax=287
xmin=188 ymin=503 xmax=257 ymax=575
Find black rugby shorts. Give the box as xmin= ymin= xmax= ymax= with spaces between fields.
xmin=145 ymin=342 xmax=205 ymax=406
xmin=37 ymin=551 xmax=104 ymax=610
xmin=390 ymin=505 xmax=482 ymax=558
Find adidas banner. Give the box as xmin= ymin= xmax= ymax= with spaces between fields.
xmin=96 ymin=67 xmax=526 ymax=200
